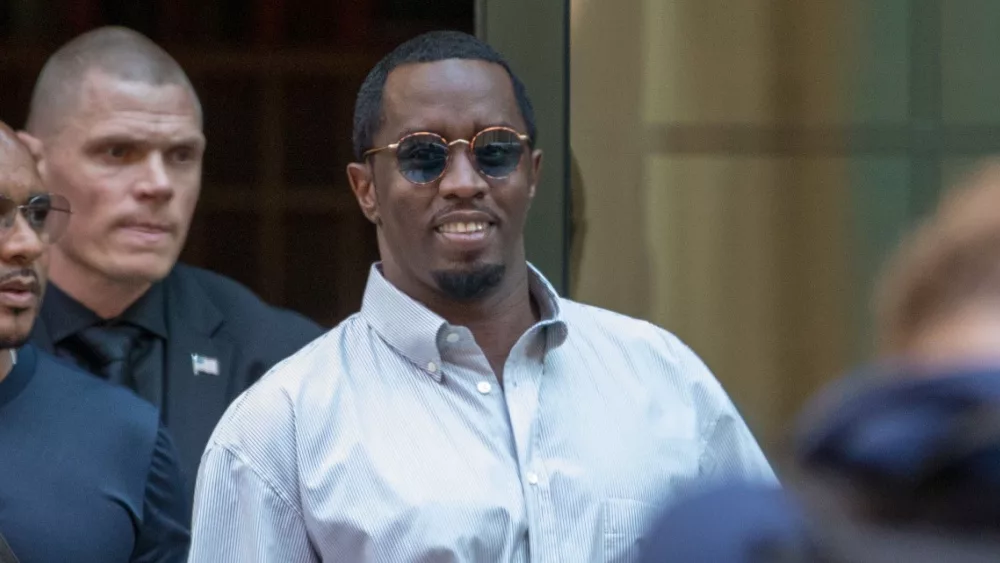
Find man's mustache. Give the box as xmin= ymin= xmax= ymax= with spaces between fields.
xmin=0 ymin=268 xmax=40 ymax=294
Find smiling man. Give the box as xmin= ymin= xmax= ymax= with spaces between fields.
xmin=190 ymin=31 xmax=773 ymax=562
xmin=19 ymin=26 xmax=323 ymax=501
xmin=0 ymin=121 xmax=189 ymax=562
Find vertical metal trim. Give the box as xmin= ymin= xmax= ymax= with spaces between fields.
xmin=474 ymin=0 xmax=572 ymax=295
xmin=474 ymin=0 xmax=488 ymax=39
xmin=560 ymin=0 xmax=572 ymax=294
xmin=908 ymin=0 xmax=943 ymax=218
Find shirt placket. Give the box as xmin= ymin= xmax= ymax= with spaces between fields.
xmin=437 ymin=324 xmax=532 ymax=559
xmin=503 ymin=329 xmax=556 ymax=561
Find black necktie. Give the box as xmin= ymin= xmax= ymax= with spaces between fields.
xmin=74 ymin=323 xmax=142 ymax=387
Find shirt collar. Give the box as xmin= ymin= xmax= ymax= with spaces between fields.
xmin=359 ymin=262 xmax=568 ymax=382
xmin=123 ymin=282 xmax=167 ymax=338
xmin=42 ymin=281 xmax=168 ymax=344
xmin=526 ymin=263 xmax=569 ymax=345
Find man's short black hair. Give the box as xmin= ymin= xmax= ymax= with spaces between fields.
xmin=351 ymin=30 xmax=537 ymax=160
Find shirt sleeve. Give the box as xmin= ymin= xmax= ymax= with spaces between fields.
xmin=699 ymin=406 xmax=778 ymax=484
xmin=188 ymin=446 xmax=316 ymax=563
xmin=668 ymin=336 xmax=778 ymax=484
xmin=131 ymin=422 xmax=192 ymax=563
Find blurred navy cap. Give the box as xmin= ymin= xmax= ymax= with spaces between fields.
xmin=797 ymin=364 xmax=1000 ymax=490
xmin=639 ymin=482 xmax=803 ymax=563
xmin=640 ymin=364 xmax=1000 ymax=563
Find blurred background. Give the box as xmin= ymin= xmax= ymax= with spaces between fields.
xmin=2 ymin=0 xmax=998 ymax=448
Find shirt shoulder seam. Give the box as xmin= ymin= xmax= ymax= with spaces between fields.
xmin=211 ymin=443 xmax=305 ymax=519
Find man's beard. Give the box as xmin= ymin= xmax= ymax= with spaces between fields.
xmin=0 ymin=306 xmax=35 ymax=351
xmin=0 ymin=333 xmax=29 ymax=351
xmin=432 ymin=263 xmax=506 ymax=301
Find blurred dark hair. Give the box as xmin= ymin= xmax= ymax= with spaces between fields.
xmin=755 ymin=379 xmax=1000 ymax=563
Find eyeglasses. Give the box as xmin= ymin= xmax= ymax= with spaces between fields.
xmin=363 ymin=126 xmax=531 ymax=185
xmin=0 ymin=193 xmax=72 ymax=243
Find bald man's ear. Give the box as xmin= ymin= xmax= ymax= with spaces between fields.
xmin=15 ymin=132 xmax=46 ymax=178
xmin=16 ymin=132 xmax=41 ymax=158
xmin=347 ymin=161 xmax=382 ymax=226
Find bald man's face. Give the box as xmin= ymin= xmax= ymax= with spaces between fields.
xmin=0 ymin=134 xmax=50 ymax=348
xmin=902 ymin=302 xmax=1000 ymax=369
xmin=26 ymin=70 xmax=204 ymax=286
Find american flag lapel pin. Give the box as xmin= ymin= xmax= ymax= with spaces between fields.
xmin=191 ymin=354 xmax=220 ymax=376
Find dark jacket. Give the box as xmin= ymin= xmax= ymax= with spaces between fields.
xmin=30 ymin=263 xmax=325 ymax=497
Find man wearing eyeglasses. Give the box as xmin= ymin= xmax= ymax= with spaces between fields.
xmin=190 ymin=31 xmax=773 ymax=562
xmin=17 ymin=26 xmax=323 ymax=503
xmin=0 ymin=121 xmax=189 ymax=562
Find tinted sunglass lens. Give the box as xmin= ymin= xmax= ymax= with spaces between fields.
xmin=397 ymin=135 xmax=449 ymax=183
xmin=24 ymin=196 xmax=51 ymax=231
xmin=24 ymin=194 xmax=70 ymax=242
xmin=473 ymin=129 xmax=524 ymax=178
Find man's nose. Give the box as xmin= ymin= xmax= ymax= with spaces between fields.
xmin=135 ymin=152 xmax=173 ymax=200
xmin=0 ymin=212 xmax=44 ymax=266
xmin=437 ymin=146 xmax=488 ymax=199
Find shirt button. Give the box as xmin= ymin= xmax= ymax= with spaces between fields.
xmin=427 ymin=361 xmax=438 ymax=373
xmin=446 ymin=332 xmax=460 ymax=344
xmin=526 ymin=472 xmax=539 ymax=485
xmin=476 ymin=381 xmax=492 ymax=394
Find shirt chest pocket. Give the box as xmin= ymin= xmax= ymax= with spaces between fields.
xmin=603 ymin=498 xmax=658 ymax=563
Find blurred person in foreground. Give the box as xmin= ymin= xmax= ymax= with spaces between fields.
xmin=640 ymin=163 xmax=1000 ymax=563
xmin=875 ymin=162 xmax=1000 ymax=366
xmin=189 ymin=30 xmax=773 ymax=562
xmin=18 ymin=26 xmax=324 ymax=500
xmin=0 ymin=121 xmax=189 ymax=562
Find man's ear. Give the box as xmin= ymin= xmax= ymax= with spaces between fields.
xmin=347 ymin=161 xmax=381 ymax=226
xmin=527 ymin=148 xmax=543 ymax=201
xmin=16 ymin=131 xmax=47 ymax=179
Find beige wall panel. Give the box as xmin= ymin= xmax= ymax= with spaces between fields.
xmin=571 ymin=0 xmax=653 ymax=318
xmin=644 ymin=156 xmax=783 ymax=439
xmin=642 ymin=0 xmax=776 ymax=125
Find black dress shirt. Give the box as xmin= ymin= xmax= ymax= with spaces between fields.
xmin=40 ymin=282 xmax=167 ymax=410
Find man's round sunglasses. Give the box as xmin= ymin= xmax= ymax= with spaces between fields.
xmin=363 ymin=126 xmax=532 ymax=185
xmin=0 ymin=193 xmax=72 ymax=243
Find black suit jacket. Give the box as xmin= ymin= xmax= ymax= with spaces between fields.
xmin=30 ymin=263 xmax=325 ymax=497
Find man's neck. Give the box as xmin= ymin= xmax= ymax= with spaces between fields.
xmin=49 ymin=254 xmax=152 ymax=319
xmin=419 ymin=267 xmax=539 ymax=383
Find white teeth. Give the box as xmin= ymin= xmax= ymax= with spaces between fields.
xmin=439 ymin=222 xmax=488 ymax=234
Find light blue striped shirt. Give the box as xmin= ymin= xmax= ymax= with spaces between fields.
xmin=190 ymin=264 xmax=774 ymax=562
